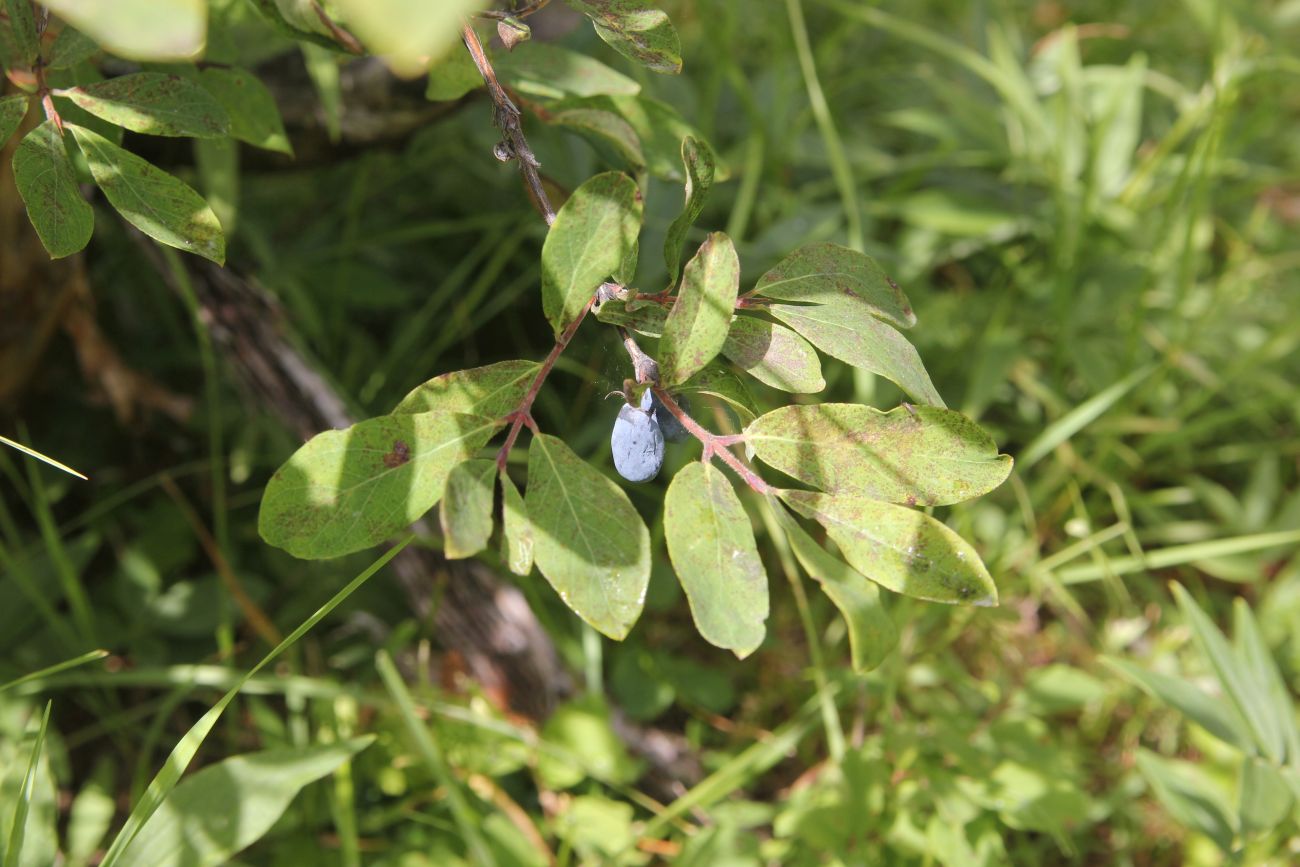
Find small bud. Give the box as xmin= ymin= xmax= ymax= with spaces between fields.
xmin=497 ymin=17 xmax=531 ymax=51
xmin=493 ymin=140 xmax=515 ymax=162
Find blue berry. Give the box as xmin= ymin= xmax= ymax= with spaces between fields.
xmin=612 ymin=403 xmax=664 ymax=482
xmin=642 ymin=389 xmax=689 ymax=443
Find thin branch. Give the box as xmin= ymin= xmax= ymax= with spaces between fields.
xmin=652 ymin=385 xmax=771 ymax=494
xmin=461 ymin=22 xmax=556 ymax=225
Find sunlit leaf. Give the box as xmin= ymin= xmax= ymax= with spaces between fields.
xmin=664 ymin=462 xmax=767 ymax=657
xmin=594 ymin=295 xmax=666 ymax=337
xmin=541 ymin=171 xmax=642 ymax=336
xmin=746 ymin=404 xmax=1011 ymax=505
xmin=769 ymin=303 xmax=943 ymax=406
xmin=1101 ymin=657 xmax=1253 ymax=752
xmin=663 ymin=136 xmax=715 ymax=285
xmin=1238 ymin=756 xmax=1293 ymax=836
xmin=69 ymin=124 xmax=225 ymax=264
xmin=500 ymin=470 xmax=534 ymax=577
xmin=493 ymin=42 xmax=640 ymax=98
xmin=119 ymin=738 xmax=374 ymax=867
xmin=773 ymin=502 xmax=897 ymax=671
xmin=258 ymin=411 xmax=502 ymax=559
xmin=392 ymin=360 xmax=540 ymax=418
xmin=722 ymin=316 xmax=824 ymax=394
xmin=439 ymin=459 xmax=496 ymax=559
xmin=59 ymin=73 xmax=230 ymax=138
xmin=660 ymin=232 xmax=739 ymax=385
xmin=334 ymin=0 xmax=488 ymax=77
xmin=199 ymin=68 xmax=292 ymax=154
xmin=12 ymin=121 xmax=94 ymax=259
xmin=562 ymin=0 xmax=682 ymax=74
xmin=42 ymin=0 xmax=206 ymax=61
xmin=525 ymin=433 xmax=650 ymax=640
xmin=782 ymin=490 xmax=997 ymax=606
xmin=753 ymin=243 xmax=916 ymax=329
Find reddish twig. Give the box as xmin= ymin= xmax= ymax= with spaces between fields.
xmin=651 ymin=385 xmax=770 ymax=494
xmin=495 ymin=297 xmax=595 ymax=470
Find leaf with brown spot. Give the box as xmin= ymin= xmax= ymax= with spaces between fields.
xmin=752 ymin=242 xmax=916 ymax=329
xmin=60 ymin=73 xmax=230 ymax=138
xmin=392 ymin=360 xmax=540 ymax=418
xmin=660 ymin=232 xmax=739 ymax=386
xmin=721 ymin=316 xmax=824 ymax=394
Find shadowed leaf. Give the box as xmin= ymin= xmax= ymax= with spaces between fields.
xmin=665 ymin=462 xmax=768 ymax=657
xmin=12 ymin=121 xmax=94 ymax=259
xmin=525 ymin=433 xmax=650 ymax=640
xmin=500 ymin=470 xmax=534 ymax=576
xmin=0 ymin=94 xmax=28 ymax=144
xmin=199 ymin=68 xmax=292 ymax=154
xmin=782 ymin=490 xmax=998 ymax=606
xmin=746 ymin=403 xmax=1011 ymax=505
xmin=722 ymin=316 xmax=824 ymax=394
xmin=60 ymin=73 xmax=229 ymax=137
xmin=663 ymin=136 xmax=716 ymax=284
xmin=440 ymin=459 xmax=496 ymax=559
xmin=494 ymin=41 xmax=640 ymax=98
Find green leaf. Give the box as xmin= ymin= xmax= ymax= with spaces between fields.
xmin=664 ymin=462 xmax=768 ymax=658
xmin=0 ymin=94 xmax=27 ymax=144
xmin=540 ymin=171 xmax=642 ymax=336
xmin=663 ymin=136 xmax=715 ymax=285
xmin=770 ymin=302 xmax=943 ymax=406
xmin=1135 ymin=749 xmax=1236 ymax=852
xmin=772 ymin=502 xmax=897 ymax=671
xmin=594 ymin=296 xmax=666 ymax=337
xmin=3 ymin=0 xmax=37 ymax=67
xmin=12 ymin=121 xmax=94 ymax=259
xmin=42 ymin=0 xmax=206 ymax=60
xmin=660 ymin=232 xmax=740 ymax=385
xmin=1231 ymin=598 xmax=1300 ymax=765
xmin=69 ymin=124 xmax=225 ymax=264
xmin=3 ymin=702 xmax=54 ymax=867
xmin=334 ymin=0 xmax=488 ymax=77
xmin=46 ymin=26 xmax=99 ymax=69
xmin=425 ymin=45 xmax=482 ymax=101
xmin=722 ymin=316 xmax=825 ymax=394
xmin=562 ymin=0 xmax=682 ymax=74
xmin=194 ymin=137 xmax=237 ymax=235
xmin=199 ymin=68 xmax=292 ymax=154
xmin=1172 ymin=583 xmax=1286 ymax=763
xmin=547 ymin=103 xmax=645 ymax=171
xmin=439 ymin=459 xmax=496 ymax=559
xmin=393 ymin=359 xmax=540 ymax=418
xmin=493 ymin=41 xmax=640 ymax=98
xmin=500 ymin=470 xmax=534 ymax=577
xmin=1101 ymin=657 xmax=1253 ymax=752
xmin=59 ymin=73 xmax=229 ymax=138
xmin=258 ymin=411 xmax=502 ymax=559
xmin=1238 ymin=756 xmax=1294 ymax=836
xmin=781 ymin=490 xmax=998 ymax=606
xmin=525 ymin=433 xmax=650 ymax=640
xmin=66 ymin=759 xmax=114 ymax=867
xmin=753 ymin=243 xmax=916 ymax=330
xmin=118 ymin=738 xmax=374 ymax=867
xmin=677 ymin=365 xmax=759 ymax=429
xmin=746 ymin=403 xmax=1011 ymax=505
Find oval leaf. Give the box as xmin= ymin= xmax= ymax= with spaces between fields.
xmin=781 ymin=490 xmax=998 ymax=606
xmin=541 ymin=171 xmax=642 ymax=335
xmin=69 ymin=123 xmax=225 ymax=264
xmin=746 ymin=403 xmax=1012 ymax=505
xmin=199 ymin=68 xmax=292 ymax=154
xmin=548 ymin=103 xmax=645 ymax=171
xmin=753 ymin=243 xmax=916 ymax=329
xmin=119 ymin=738 xmax=374 ymax=867
xmin=3 ymin=0 xmax=37 ymax=67
xmin=677 ymin=365 xmax=759 ymax=429
xmin=12 ymin=121 xmax=94 ymax=259
xmin=259 ymin=411 xmax=502 ymax=559
xmin=770 ymin=302 xmax=943 ymax=406
xmin=563 ymin=0 xmax=682 ymax=74
xmin=439 ymin=459 xmax=496 ymax=559
xmin=660 ymin=232 xmax=740 ymax=385
xmin=664 ymin=462 xmax=768 ymax=657
xmin=663 ymin=136 xmax=716 ymax=284
xmin=334 ymin=0 xmax=488 ymax=77
xmin=393 ymin=359 xmax=540 ymax=418
xmin=42 ymin=0 xmax=206 ymax=60
xmin=59 ymin=73 xmax=229 ymax=138
xmin=525 ymin=433 xmax=650 ymax=640
xmin=594 ymin=296 xmax=666 ymax=337
xmin=722 ymin=316 xmax=825 ymax=394
xmin=500 ymin=470 xmax=534 ymax=576
xmin=772 ymin=502 xmax=897 ymax=671
xmin=493 ymin=42 xmax=640 ymax=98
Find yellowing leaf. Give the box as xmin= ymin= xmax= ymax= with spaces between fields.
xmin=525 ymin=434 xmax=650 ymax=640
xmin=664 ymin=462 xmax=768 ymax=657
xmin=722 ymin=316 xmax=824 ymax=394
xmin=439 ymin=459 xmax=496 ymax=559
xmin=335 ymin=0 xmax=488 ymax=77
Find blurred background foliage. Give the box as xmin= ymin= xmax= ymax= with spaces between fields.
xmin=2 ymin=0 xmax=1300 ymax=864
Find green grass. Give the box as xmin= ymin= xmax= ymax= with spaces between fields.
xmin=2 ymin=0 xmax=1299 ymax=864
